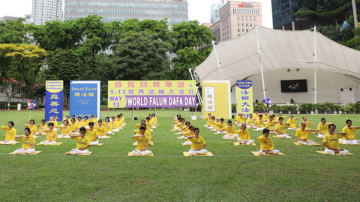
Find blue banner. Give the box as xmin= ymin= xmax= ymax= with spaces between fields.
xmin=45 ymin=81 xmax=64 ymax=121
xmin=70 ymin=81 xmax=101 ymax=118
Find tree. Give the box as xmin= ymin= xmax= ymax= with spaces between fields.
xmin=0 ymin=18 xmax=30 ymax=44
xmin=45 ymin=49 xmax=82 ymax=109
xmin=0 ymin=44 xmax=47 ymax=98
xmin=112 ymin=32 xmax=168 ymax=80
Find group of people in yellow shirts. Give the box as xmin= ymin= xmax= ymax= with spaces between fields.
xmin=0 ymin=113 xmax=126 ymax=155
xmin=204 ymin=111 xmax=359 ymax=155
xmin=173 ymin=114 xmax=208 ymax=156
xmin=130 ymin=114 xmax=158 ymax=156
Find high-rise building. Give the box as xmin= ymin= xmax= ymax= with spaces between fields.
xmin=32 ymin=0 xmax=63 ymax=25
xmin=209 ymin=1 xmax=262 ymax=41
xmin=210 ymin=3 xmax=225 ymax=23
xmin=64 ymin=0 xmax=188 ymax=25
xmin=272 ymin=0 xmax=304 ymax=30
xmin=24 ymin=14 xmax=32 ymax=24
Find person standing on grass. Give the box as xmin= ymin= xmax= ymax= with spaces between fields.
xmin=323 ymin=124 xmax=349 ymax=155
xmin=131 ymin=126 xmax=153 ymax=156
xmin=13 ymin=128 xmax=36 ymax=154
xmin=257 ymin=128 xmax=280 ymax=155
xmin=296 ymin=122 xmax=316 ymax=145
xmin=236 ymin=124 xmax=255 ymax=145
xmin=187 ymin=128 xmax=208 ymax=156
xmin=341 ymin=120 xmax=360 ymax=145
xmin=0 ymin=121 xmax=17 ymax=144
xmin=316 ymin=118 xmax=332 ymax=138
xmin=68 ymin=127 xmax=91 ymax=155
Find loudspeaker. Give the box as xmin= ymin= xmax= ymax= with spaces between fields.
xmin=341 ymin=88 xmax=343 ymax=91
xmin=350 ymin=88 xmax=352 ymax=91
xmin=133 ymin=117 xmax=137 ymax=120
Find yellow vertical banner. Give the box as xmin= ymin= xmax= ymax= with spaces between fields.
xmin=202 ymin=80 xmax=231 ymax=119
xmin=236 ymin=80 xmax=254 ymax=118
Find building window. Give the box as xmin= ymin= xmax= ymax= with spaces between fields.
xmin=242 ymin=17 xmax=244 ymax=21
xmin=238 ymin=34 xmax=240 ymax=36
xmin=246 ymin=29 xmax=248 ymax=32
xmin=250 ymin=18 xmax=252 ymax=21
xmin=238 ymin=28 xmax=240 ymax=32
xmin=238 ymin=23 xmax=239 ymax=26
xmin=242 ymin=23 xmax=244 ymax=26
xmin=246 ymin=23 xmax=248 ymax=26
xmin=254 ymin=17 xmax=256 ymax=21
xmin=250 ymin=23 xmax=252 ymax=27
xmin=246 ymin=17 xmax=247 ymax=21
xmin=237 ymin=17 xmax=239 ymax=20
xmin=242 ymin=28 xmax=244 ymax=32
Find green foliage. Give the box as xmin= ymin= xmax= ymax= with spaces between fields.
xmin=294 ymin=1 xmax=358 ymax=18
xmin=345 ymin=102 xmax=356 ymax=112
xmin=0 ymin=18 xmax=30 ymax=43
xmin=113 ymin=32 xmax=168 ymax=80
xmin=299 ymin=103 xmax=313 ymax=113
xmin=317 ymin=25 xmax=344 ymax=41
xmin=254 ymin=102 xmax=263 ymax=112
xmin=231 ymin=103 xmax=237 ymax=113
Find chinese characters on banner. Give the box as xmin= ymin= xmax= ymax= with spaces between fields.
xmin=204 ymin=87 xmax=215 ymax=112
xmin=108 ymin=81 xmax=197 ymax=108
xmin=70 ymin=81 xmax=101 ymax=118
xmin=45 ymin=81 xmax=63 ymax=121
xmin=236 ymin=80 xmax=254 ymax=118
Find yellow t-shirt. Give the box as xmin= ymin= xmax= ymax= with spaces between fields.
xmin=206 ymin=119 xmax=212 ymax=125
xmin=183 ymin=131 xmax=194 ymax=137
xmin=117 ymin=119 xmax=123 ymax=128
xmin=275 ymin=123 xmax=287 ymax=134
xmin=82 ymin=120 xmax=89 ymax=127
xmin=189 ymin=136 xmax=206 ymax=150
xmin=60 ymin=126 xmax=70 ymax=135
xmin=154 ymin=117 xmax=158 ymax=123
xmin=38 ymin=124 xmax=47 ymax=132
xmin=299 ymin=121 xmax=311 ymax=129
xmin=235 ymin=116 xmax=245 ymax=123
xmin=18 ymin=136 xmax=35 ymax=150
xmin=342 ymin=126 xmax=358 ymax=140
xmin=27 ymin=125 xmax=37 ymax=136
xmin=147 ymin=121 xmax=153 ymax=129
xmin=317 ymin=123 xmax=329 ymax=134
xmin=217 ymin=123 xmax=227 ymax=131
xmin=73 ymin=136 xmax=90 ymax=149
xmin=257 ymin=135 xmax=274 ymax=150
xmin=295 ymin=129 xmax=311 ymax=141
xmin=145 ymin=130 xmax=152 ymax=140
xmin=255 ymin=119 xmax=264 ymax=128
xmin=276 ymin=116 xmax=287 ymax=122
xmin=86 ymin=129 xmax=98 ymax=142
xmin=237 ymin=130 xmax=250 ymax=140
xmin=1 ymin=126 xmax=17 ymax=141
xmin=253 ymin=114 xmax=259 ymax=120
xmin=49 ymin=121 xmax=58 ymax=127
xmin=134 ymin=135 xmax=150 ymax=150
xmin=121 ymin=117 xmax=125 ymax=122
xmin=265 ymin=121 xmax=276 ymax=130
xmin=77 ymin=121 xmax=84 ymax=127
xmin=44 ymin=129 xmax=57 ymax=141
xmin=93 ymin=118 xmax=99 ymax=123
xmin=111 ymin=121 xmax=119 ymax=129
xmin=226 ymin=126 xmax=236 ymax=135
xmin=95 ymin=125 xmax=106 ymax=136
xmin=104 ymin=122 xmax=112 ymax=132
xmin=246 ymin=118 xmax=255 ymax=126
xmin=69 ymin=123 xmax=79 ymax=131
xmin=262 ymin=115 xmax=270 ymax=121
xmin=323 ymin=133 xmax=344 ymax=149
xmin=286 ymin=118 xmax=298 ymax=128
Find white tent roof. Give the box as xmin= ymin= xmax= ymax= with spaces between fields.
xmin=195 ymin=27 xmax=360 ymax=86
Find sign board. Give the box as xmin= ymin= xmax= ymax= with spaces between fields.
xmin=45 ymin=80 xmax=64 ymax=121
xmin=202 ymin=80 xmax=231 ymax=119
xmin=236 ymin=80 xmax=254 ymax=118
xmin=70 ymin=81 xmax=101 ymax=118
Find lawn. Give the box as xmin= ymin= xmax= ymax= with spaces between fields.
xmin=0 ymin=109 xmax=360 ymax=201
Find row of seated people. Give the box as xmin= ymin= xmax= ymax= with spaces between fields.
xmin=130 ymin=114 xmax=158 ymax=156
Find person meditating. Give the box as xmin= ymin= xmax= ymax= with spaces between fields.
xmin=67 ymin=127 xmax=91 ymax=155
xmin=235 ymin=113 xmax=246 ymax=125
xmin=265 ymin=116 xmax=277 ymax=133
xmin=95 ymin=120 xmax=107 ymax=138
xmin=56 ymin=120 xmax=71 ymax=138
xmin=275 ymin=117 xmax=291 ymax=138
xmin=253 ymin=111 xmax=260 ymax=120
xmin=246 ymin=114 xmax=256 ymax=129
xmin=236 ymin=124 xmax=255 ymax=145
xmin=87 ymin=122 xmax=99 ymax=145
xmin=276 ymin=113 xmax=286 ymax=122
xmin=204 ymin=113 xmax=212 ymax=127
xmin=257 ymin=128 xmax=280 ymax=155
xmin=255 ymin=115 xmax=265 ymax=130
xmin=323 ymin=124 xmax=349 ymax=155
xmin=296 ymin=122 xmax=317 ymax=145
xmin=181 ymin=125 xmax=194 ymax=145
xmin=187 ymin=128 xmax=208 ymax=156
xmin=133 ymin=124 xmax=153 ymax=145
xmin=69 ymin=118 xmax=79 ymax=133
xmin=104 ymin=117 xmax=113 ymax=135
xmin=13 ymin=128 xmax=36 ymax=154
xmin=216 ymin=118 xmax=227 ymax=134
xmin=24 ymin=119 xmax=37 ymax=138
xmin=0 ymin=121 xmax=17 ymax=144
xmin=36 ymin=119 xmax=47 ymax=135
xmin=299 ymin=116 xmax=312 ymax=129
xmin=286 ymin=115 xmax=298 ymax=129
xmin=222 ymin=120 xmax=236 ymax=139
xmin=39 ymin=123 xmax=57 ymax=145
xmin=262 ymin=112 xmax=270 ymax=122
xmin=317 ymin=118 xmax=331 ymax=138
xmin=131 ymin=126 xmax=153 ymax=156
xmin=341 ymin=119 xmax=360 ymax=145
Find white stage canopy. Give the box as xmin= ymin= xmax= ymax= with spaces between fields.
xmin=195 ymin=27 xmax=360 ymax=87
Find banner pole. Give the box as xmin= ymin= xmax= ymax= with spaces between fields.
xmin=179 ymin=107 xmax=181 ymax=115
xmin=154 ymin=107 xmax=156 ymax=115
xmin=132 ymin=108 xmax=134 ymax=120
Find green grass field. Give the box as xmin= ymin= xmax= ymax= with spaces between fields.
xmin=0 ymin=109 xmax=360 ymax=201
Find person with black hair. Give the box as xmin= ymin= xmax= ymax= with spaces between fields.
xmin=87 ymin=122 xmax=99 ymax=145
xmin=131 ymin=126 xmax=152 ymax=156
xmin=275 ymin=117 xmax=292 ymax=139
xmin=0 ymin=121 xmax=17 ymax=144
xmin=104 ymin=117 xmax=113 ymax=135
xmin=39 ymin=123 xmax=57 ymax=145
xmin=36 ymin=119 xmax=47 ymax=135
xmin=13 ymin=128 xmax=36 ymax=154
xmin=299 ymin=116 xmax=313 ymax=129
xmin=24 ymin=119 xmax=37 ymax=137
xmin=188 ymin=128 xmax=208 ymax=156
xmin=323 ymin=124 xmax=349 ymax=155
xmin=95 ymin=120 xmax=107 ymax=138
xmin=222 ymin=120 xmax=236 ymax=139
xmin=254 ymin=115 xmax=265 ymax=130
xmin=67 ymin=127 xmax=91 ymax=155
xmin=56 ymin=120 xmax=71 ymax=138
xmin=257 ymin=128 xmax=280 ymax=155
xmin=316 ymin=118 xmax=332 ymax=138
xmin=236 ymin=124 xmax=255 ymax=145
xmin=296 ymin=122 xmax=316 ymax=145
xmin=341 ymin=119 xmax=360 ymax=145
xmin=216 ymin=118 xmax=227 ymax=134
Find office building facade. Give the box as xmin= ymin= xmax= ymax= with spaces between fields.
xmin=32 ymin=0 xmax=63 ymax=25
xmin=64 ymin=0 xmax=188 ymax=25
xmin=210 ymin=3 xmax=225 ymax=23
xmin=210 ymin=1 xmax=262 ymax=41
xmin=272 ymin=0 xmax=304 ymax=30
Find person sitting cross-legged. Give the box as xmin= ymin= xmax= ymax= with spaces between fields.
xmin=39 ymin=123 xmax=57 ymax=145
xmin=67 ymin=127 xmax=91 ymax=155
xmin=13 ymin=128 xmax=36 ymax=154
xmin=236 ymin=124 xmax=255 ymax=145
xmin=296 ymin=122 xmax=317 ymax=145
xmin=323 ymin=124 xmax=350 ymax=155
xmin=86 ymin=122 xmax=99 ymax=145
xmin=235 ymin=113 xmax=246 ymax=125
xmin=275 ymin=117 xmax=291 ymax=138
xmin=131 ymin=126 xmax=153 ymax=156
xmin=265 ymin=116 xmax=278 ymax=133
xmin=216 ymin=118 xmax=227 ymax=134
xmin=187 ymin=128 xmax=208 ymax=156
xmin=317 ymin=118 xmax=332 ymax=138
xmin=254 ymin=115 xmax=265 ymax=130
xmin=0 ymin=121 xmax=17 ymax=144
xmin=222 ymin=120 xmax=236 ymax=139
xmin=286 ymin=115 xmax=299 ymax=129
xmin=257 ymin=128 xmax=280 ymax=155
xmin=341 ymin=119 xmax=360 ymax=145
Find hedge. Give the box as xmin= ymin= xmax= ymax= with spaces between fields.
xmin=293 ymin=1 xmax=360 ymax=18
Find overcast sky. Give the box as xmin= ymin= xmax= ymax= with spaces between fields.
xmin=0 ymin=0 xmax=273 ymax=28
